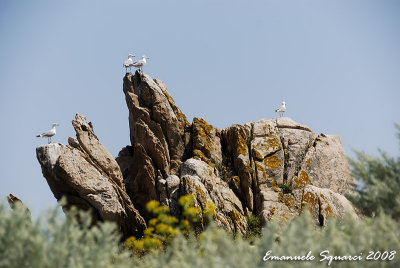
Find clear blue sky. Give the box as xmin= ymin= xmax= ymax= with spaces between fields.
xmin=0 ymin=0 xmax=399 ymax=216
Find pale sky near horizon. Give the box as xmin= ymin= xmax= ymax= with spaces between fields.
xmin=0 ymin=0 xmax=399 ymax=216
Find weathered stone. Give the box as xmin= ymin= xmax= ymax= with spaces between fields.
xmin=124 ymin=72 xmax=189 ymax=174
xmin=221 ymin=124 xmax=253 ymax=211
xmin=125 ymin=144 xmax=158 ymax=220
xmin=37 ymin=117 xmax=146 ymax=238
xmin=37 ymin=70 xmax=359 ymax=239
xmin=180 ymin=158 xmax=247 ymax=234
xmin=192 ymin=117 xmax=222 ymax=165
xmin=302 ymin=185 xmax=358 ymax=226
xmin=67 ymin=136 xmax=80 ymax=149
xmin=304 ymin=134 xmax=355 ymax=194
xmin=166 ymin=175 xmax=181 ymax=217
xmin=72 ymin=114 xmax=124 ymax=189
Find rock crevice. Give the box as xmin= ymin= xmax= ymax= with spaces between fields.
xmin=37 ymin=71 xmax=357 ymax=238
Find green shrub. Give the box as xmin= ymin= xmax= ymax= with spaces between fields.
xmin=133 ymin=211 xmax=400 ymax=267
xmin=0 ymin=200 xmax=130 ymax=268
xmin=1 ymin=199 xmax=399 ymax=267
xmin=125 ymin=194 xmax=205 ymax=256
xmin=347 ymin=123 xmax=400 ymax=220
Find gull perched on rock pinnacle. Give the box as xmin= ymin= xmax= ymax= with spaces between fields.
xmin=36 ymin=123 xmax=60 ymax=144
xmin=123 ymin=54 xmax=136 ymax=72
xmin=132 ymin=55 xmax=149 ymax=71
xmin=275 ymin=101 xmax=286 ymax=117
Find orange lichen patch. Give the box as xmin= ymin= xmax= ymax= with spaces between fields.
xmin=193 ymin=149 xmax=215 ymax=168
xmin=265 ymin=135 xmax=282 ymax=151
xmin=282 ymin=195 xmax=295 ymax=209
xmin=255 ymin=162 xmax=266 ymax=179
xmin=252 ymin=148 xmax=264 ymax=160
xmin=319 ymin=194 xmax=333 ymax=218
xmin=271 ymin=179 xmax=279 ymax=189
xmin=278 ymin=191 xmax=283 ymax=201
xmin=194 ymin=185 xmax=207 ymax=205
xmin=263 ymin=155 xmax=281 ymax=170
xmin=192 ymin=118 xmax=216 ymax=161
xmin=302 ymin=191 xmax=318 ymax=214
xmin=227 ymin=210 xmax=246 ymax=231
xmin=253 ymin=135 xmax=282 ymax=151
xmin=305 ymin=158 xmax=312 ymax=169
xmin=293 ymin=170 xmax=312 ymax=189
xmin=229 ymin=127 xmax=248 ymax=157
xmin=268 ymin=207 xmax=276 ymax=218
xmin=232 ymin=176 xmax=240 ymax=182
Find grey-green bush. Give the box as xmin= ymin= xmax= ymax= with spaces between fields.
xmin=1 ymin=201 xmax=399 ymax=267
xmin=0 ymin=201 xmax=130 ymax=268
xmin=133 ymin=211 xmax=400 ymax=268
xmin=348 ymin=123 xmax=400 ymax=220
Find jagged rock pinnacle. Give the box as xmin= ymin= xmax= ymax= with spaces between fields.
xmin=36 ymin=71 xmax=357 ymax=238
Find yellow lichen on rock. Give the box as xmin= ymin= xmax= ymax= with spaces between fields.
xmin=319 ymin=194 xmax=333 ymax=218
xmin=193 ymin=149 xmax=215 ymax=168
xmin=293 ymin=170 xmax=312 ymax=188
xmin=192 ymin=118 xmax=222 ymax=165
xmin=263 ymin=155 xmax=281 ymax=170
xmin=282 ymin=195 xmax=295 ymax=209
xmin=302 ymin=191 xmax=318 ymax=214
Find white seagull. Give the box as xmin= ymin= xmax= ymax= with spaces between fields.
xmin=275 ymin=101 xmax=286 ymax=117
xmin=36 ymin=123 xmax=60 ymax=144
xmin=123 ymin=54 xmax=136 ymax=72
xmin=132 ymin=55 xmax=149 ymax=71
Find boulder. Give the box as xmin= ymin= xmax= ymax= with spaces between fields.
xmin=180 ymin=159 xmax=247 ymax=234
xmin=37 ymin=114 xmax=146 ymax=238
xmin=192 ymin=117 xmax=222 ymax=166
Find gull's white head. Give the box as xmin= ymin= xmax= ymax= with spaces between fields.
xmin=282 ymin=101 xmax=286 ymax=106
xmin=52 ymin=123 xmax=60 ymax=127
xmin=128 ymin=54 xmax=135 ymax=58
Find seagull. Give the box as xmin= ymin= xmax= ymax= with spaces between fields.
xmin=132 ymin=55 xmax=149 ymax=71
xmin=36 ymin=123 xmax=60 ymax=144
xmin=275 ymin=101 xmax=286 ymax=117
xmin=123 ymin=54 xmax=136 ymax=72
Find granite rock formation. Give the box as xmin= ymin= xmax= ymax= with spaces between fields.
xmin=37 ymin=71 xmax=357 ymax=237
xmin=36 ymin=114 xmax=146 ymax=238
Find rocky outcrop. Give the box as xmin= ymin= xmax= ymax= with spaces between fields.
xmin=36 ymin=114 xmax=146 ymax=238
xmin=37 ymin=71 xmax=357 ymax=238
xmin=179 ymin=159 xmax=247 ymax=234
xmin=118 ymin=71 xmax=356 ymax=231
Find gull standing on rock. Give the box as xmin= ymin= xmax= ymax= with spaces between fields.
xmin=132 ymin=55 xmax=149 ymax=72
xmin=275 ymin=101 xmax=286 ymax=117
xmin=36 ymin=123 xmax=60 ymax=144
xmin=123 ymin=54 xmax=136 ymax=72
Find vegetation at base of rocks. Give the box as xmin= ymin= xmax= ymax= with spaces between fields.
xmin=1 ymin=199 xmax=399 ymax=267
xmin=215 ymin=154 xmax=235 ymax=181
xmin=125 ymin=194 xmax=203 ymax=256
xmin=0 ymin=200 xmax=131 ymax=268
xmin=278 ymin=181 xmax=292 ymax=194
xmin=129 ymin=211 xmax=400 ymax=268
xmin=246 ymin=125 xmax=254 ymax=149
xmin=245 ymin=214 xmax=262 ymax=241
xmin=347 ymin=123 xmax=400 ymax=220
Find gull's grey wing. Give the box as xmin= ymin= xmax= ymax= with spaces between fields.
xmin=40 ymin=130 xmax=55 ymax=137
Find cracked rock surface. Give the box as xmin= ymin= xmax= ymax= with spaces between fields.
xmin=37 ymin=71 xmax=357 ymax=238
